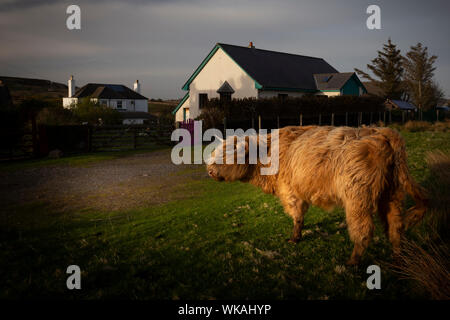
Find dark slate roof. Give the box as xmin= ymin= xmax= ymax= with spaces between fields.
xmin=313 ymin=72 xmax=355 ymax=90
xmin=73 ymin=83 xmax=148 ymax=100
xmin=217 ymin=81 xmax=235 ymax=93
xmin=217 ymin=43 xmax=339 ymax=90
xmin=388 ymin=99 xmax=417 ymax=110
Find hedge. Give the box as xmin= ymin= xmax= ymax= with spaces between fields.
xmin=201 ymin=95 xmax=385 ymax=120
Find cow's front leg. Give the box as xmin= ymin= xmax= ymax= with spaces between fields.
xmin=281 ymin=195 xmax=310 ymax=243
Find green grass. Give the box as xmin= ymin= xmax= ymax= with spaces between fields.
xmin=1 ymin=130 xmax=449 ymax=299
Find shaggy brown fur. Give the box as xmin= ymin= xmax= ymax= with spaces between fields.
xmin=207 ymin=126 xmax=428 ymax=265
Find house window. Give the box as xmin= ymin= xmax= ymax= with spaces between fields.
xmin=278 ymin=93 xmax=288 ymax=101
xmin=219 ymin=92 xmax=232 ymax=102
xmin=199 ymin=93 xmax=208 ymax=109
xmin=117 ymin=100 xmax=123 ymax=109
xmin=130 ymin=100 xmax=135 ymax=111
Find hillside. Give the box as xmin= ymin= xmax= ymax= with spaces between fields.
xmin=0 ymin=76 xmax=68 ymax=103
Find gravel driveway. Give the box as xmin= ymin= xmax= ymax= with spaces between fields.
xmin=0 ymin=149 xmax=207 ymax=212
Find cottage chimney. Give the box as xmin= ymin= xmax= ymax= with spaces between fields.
xmin=248 ymin=42 xmax=255 ymax=48
xmin=133 ymin=80 xmax=141 ymax=94
xmin=68 ymin=75 xmax=75 ymax=98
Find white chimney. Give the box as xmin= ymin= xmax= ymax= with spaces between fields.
xmin=68 ymin=75 xmax=75 ymax=98
xmin=133 ymin=80 xmax=141 ymax=94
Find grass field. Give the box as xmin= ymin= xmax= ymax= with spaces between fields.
xmin=0 ymin=129 xmax=448 ymax=299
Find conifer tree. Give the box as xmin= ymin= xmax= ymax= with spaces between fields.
xmin=403 ymin=42 xmax=442 ymax=113
xmin=355 ymin=38 xmax=404 ymax=99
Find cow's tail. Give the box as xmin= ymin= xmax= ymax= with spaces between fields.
xmin=388 ymin=129 xmax=429 ymax=229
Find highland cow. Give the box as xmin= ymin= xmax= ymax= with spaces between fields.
xmin=206 ymin=126 xmax=428 ymax=265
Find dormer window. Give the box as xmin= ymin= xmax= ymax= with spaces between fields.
xmin=216 ymin=81 xmax=235 ymax=103
xmin=117 ymin=100 xmax=123 ymax=109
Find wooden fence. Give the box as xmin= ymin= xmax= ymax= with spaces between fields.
xmin=0 ymin=122 xmax=175 ymax=161
xmin=221 ymin=110 xmax=417 ymax=132
xmin=91 ymin=124 xmax=174 ymax=152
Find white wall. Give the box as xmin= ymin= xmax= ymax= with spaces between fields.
xmin=63 ymin=97 xmax=78 ymax=108
xmin=187 ymin=47 xmax=258 ymax=119
xmin=316 ymin=91 xmax=341 ymax=97
xmin=175 ymin=95 xmax=190 ymax=122
xmin=64 ymin=97 xmax=148 ymax=112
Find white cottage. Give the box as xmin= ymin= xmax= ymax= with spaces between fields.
xmin=63 ymin=76 xmax=151 ymax=124
xmin=173 ymin=42 xmax=367 ymax=122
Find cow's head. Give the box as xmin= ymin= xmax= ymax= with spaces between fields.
xmin=206 ymin=135 xmax=255 ymax=182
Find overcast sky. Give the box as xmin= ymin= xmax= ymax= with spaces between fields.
xmin=0 ymin=0 xmax=449 ymax=99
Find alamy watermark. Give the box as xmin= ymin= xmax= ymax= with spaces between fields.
xmin=66 ymin=5 xmax=81 ymax=30
xmin=66 ymin=265 xmax=81 ymax=289
xmin=170 ymin=121 xmax=279 ymax=175
xmin=366 ymin=5 xmax=381 ymax=30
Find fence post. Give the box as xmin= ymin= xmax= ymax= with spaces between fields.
xmin=277 ymin=115 xmax=280 ymax=129
xmin=300 ymin=114 xmax=303 ymax=126
xmin=133 ymin=127 xmax=137 ymax=149
xmin=88 ymin=125 xmax=93 ymax=152
xmin=318 ymin=114 xmax=322 ymax=126
xmin=331 ymin=113 xmax=334 ymax=126
xmin=378 ymin=112 xmax=381 ymax=123
xmin=345 ymin=112 xmax=348 ymax=126
xmin=251 ymin=117 xmax=254 ymax=129
xmin=383 ymin=111 xmax=386 ymax=124
xmin=370 ymin=112 xmax=373 ymax=125
xmin=402 ymin=111 xmax=405 ymax=124
xmin=258 ymin=115 xmax=262 ymax=132
xmin=437 ymin=109 xmax=439 ymax=121
xmin=223 ymin=117 xmax=227 ymax=132
xmin=358 ymin=112 xmax=362 ymax=127
xmin=389 ymin=110 xmax=392 ymax=124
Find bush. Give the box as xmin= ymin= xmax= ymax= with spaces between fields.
xmin=70 ymin=98 xmax=122 ymax=125
xmin=196 ymin=107 xmax=225 ymax=130
xmin=37 ymin=101 xmax=75 ymax=125
xmin=388 ymin=151 xmax=450 ymax=300
xmin=201 ymin=95 xmax=385 ymax=121
xmin=404 ymin=121 xmax=432 ymax=132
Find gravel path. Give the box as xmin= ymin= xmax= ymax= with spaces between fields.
xmin=0 ymin=150 xmax=207 ymax=212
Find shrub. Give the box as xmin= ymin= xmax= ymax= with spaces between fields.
xmin=71 ymin=98 xmax=122 ymax=125
xmin=432 ymin=120 xmax=450 ymax=132
xmin=201 ymin=96 xmax=385 ymax=121
xmin=404 ymin=121 xmax=432 ymax=132
xmin=37 ymin=102 xmax=75 ymax=125
xmin=389 ymin=235 xmax=449 ymax=300
xmin=196 ymin=107 xmax=225 ymax=131
xmin=389 ymin=151 xmax=450 ymax=300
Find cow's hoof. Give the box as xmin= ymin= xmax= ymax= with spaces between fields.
xmin=287 ymin=237 xmax=300 ymax=244
xmin=345 ymin=258 xmax=359 ymax=266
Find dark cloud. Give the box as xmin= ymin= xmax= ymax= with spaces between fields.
xmin=0 ymin=0 xmax=187 ymax=12
xmin=0 ymin=0 xmax=448 ymax=99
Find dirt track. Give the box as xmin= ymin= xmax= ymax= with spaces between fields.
xmin=0 ymin=150 xmax=207 ymax=212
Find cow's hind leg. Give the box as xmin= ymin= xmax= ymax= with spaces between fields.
xmin=378 ymin=190 xmax=405 ymax=256
xmin=345 ymin=203 xmax=375 ymax=265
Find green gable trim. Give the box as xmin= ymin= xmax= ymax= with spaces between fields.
xmin=172 ymin=92 xmax=189 ymax=115
xmin=181 ymin=43 xmax=263 ymax=91
xmin=181 ymin=45 xmax=220 ymax=91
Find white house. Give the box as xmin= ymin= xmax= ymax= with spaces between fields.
xmin=173 ymin=42 xmax=367 ymax=122
xmin=63 ymin=76 xmax=151 ymax=124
